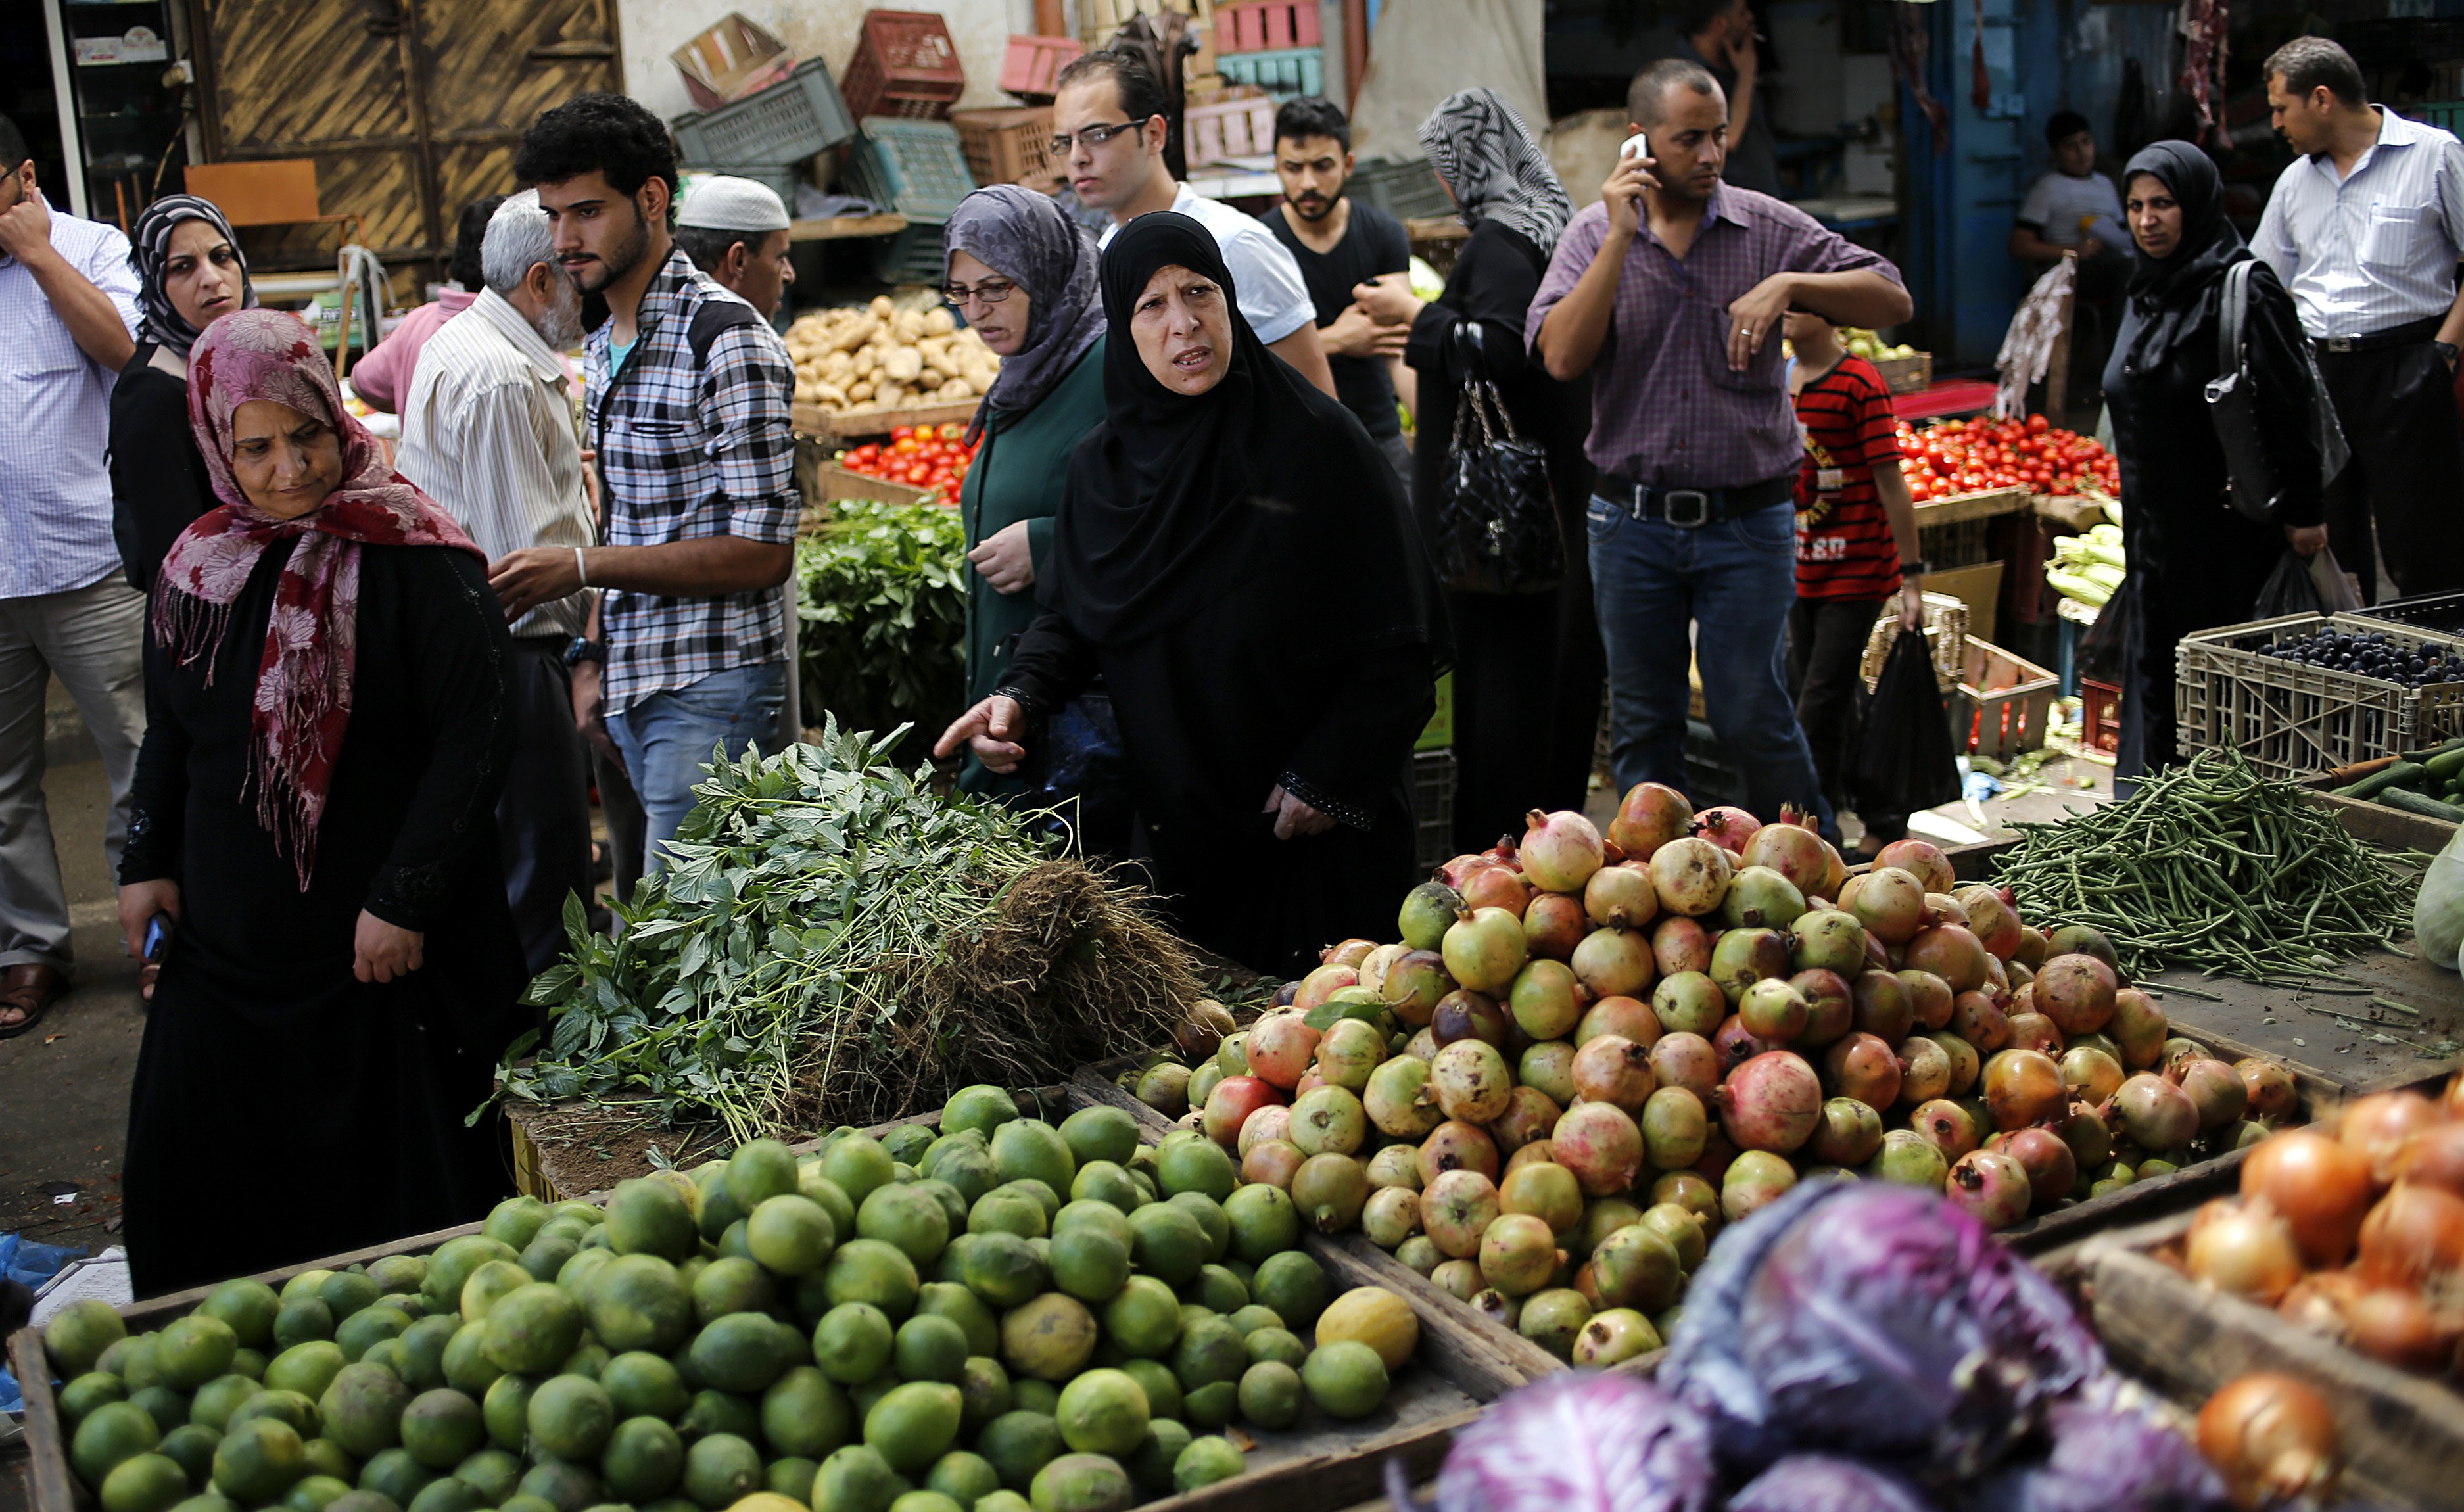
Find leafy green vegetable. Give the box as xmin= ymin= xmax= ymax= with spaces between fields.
xmin=796 ymin=501 xmax=968 ymax=762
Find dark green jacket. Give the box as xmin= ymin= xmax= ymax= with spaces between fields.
xmin=959 ymin=337 xmax=1109 ymax=795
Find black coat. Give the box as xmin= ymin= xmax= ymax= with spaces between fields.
xmin=108 ymin=343 xmax=216 ymax=596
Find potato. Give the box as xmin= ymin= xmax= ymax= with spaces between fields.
xmin=882 ymin=347 xmax=924 ymax=383
xmin=936 ymin=377 xmax=973 ymax=400
xmin=964 ymin=369 xmax=993 ymax=396
xmin=849 ymin=379 xmax=875 ymax=402
xmin=923 ymin=307 xmax=957 ymax=335
xmin=869 ymin=295 xmax=895 ymax=318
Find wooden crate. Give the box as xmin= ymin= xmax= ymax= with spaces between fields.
xmin=1955 ymin=634 xmax=2059 ymax=761
xmin=1871 ymin=349 xmax=1931 ymax=394
xmin=1185 ymin=87 xmax=1276 ymax=164
xmin=2176 ymin=612 xmax=2464 ymax=780
xmin=1919 ymin=559 xmax=2005 ymax=645
xmin=792 ymin=397 xmax=980 ymax=446
xmin=951 ymin=105 xmax=1061 ymax=189
xmin=2299 ymin=770 xmax=2461 ymax=848
xmin=2080 ymin=675 xmax=2121 ymax=756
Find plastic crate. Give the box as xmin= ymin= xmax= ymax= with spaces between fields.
xmin=845 ymin=118 xmax=976 ymax=220
xmin=1214 ymin=1 xmax=1321 ymax=53
xmin=1216 ymin=46 xmax=1322 ymax=99
xmin=1412 ymin=748 xmax=1457 ymax=870
xmin=871 ymin=219 xmax=951 ymax=285
xmin=1954 ymin=635 xmax=2059 ymax=761
xmin=841 ymin=9 xmax=966 ymax=121
xmin=951 ymin=106 xmax=1061 ymax=189
xmin=1349 ymin=157 xmax=1454 ymax=221
xmin=2359 ymin=590 xmax=2464 ymax=634
xmin=1001 ymin=34 xmax=1083 ymax=99
xmin=682 ymin=162 xmax=805 ymax=211
xmin=1184 ymin=88 xmax=1277 ymax=164
xmin=2175 ymin=611 xmax=2464 ymax=778
xmin=671 ymin=58 xmax=857 ymax=168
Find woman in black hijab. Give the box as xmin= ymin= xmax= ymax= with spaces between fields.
xmin=936 ymin=212 xmax=1447 ymax=976
xmin=2101 ymin=141 xmax=2327 ymax=783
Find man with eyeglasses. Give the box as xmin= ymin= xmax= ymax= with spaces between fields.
xmin=1051 ymin=51 xmax=1339 ymax=397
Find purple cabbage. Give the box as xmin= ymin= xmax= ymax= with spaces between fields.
xmin=1728 ymin=1456 xmax=1941 ymax=1512
xmin=1659 ymin=1179 xmax=2110 ymax=1481
xmin=1427 ymin=1372 xmax=1717 ymax=1512
xmin=1956 ymin=1397 xmax=2233 ymax=1512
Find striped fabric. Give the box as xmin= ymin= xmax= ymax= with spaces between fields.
xmin=396 ymin=287 xmax=594 ymax=638
xmin=2251 ymin=106 xmax=2464 ymax=339
xmin=1791 ymin=354 xmax=1903 ymax=602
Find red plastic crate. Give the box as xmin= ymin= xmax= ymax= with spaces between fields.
xmin=1001 ymin=34 xmax=1082 ymax=99
xmin=1214 ymin=1 xmax=1322 ymax=54
xmin=841 ymin=9 xmax=966 ymax=121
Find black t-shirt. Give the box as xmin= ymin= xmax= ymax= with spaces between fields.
xmin=1263 ymin=199 xmax=1411 ymax=439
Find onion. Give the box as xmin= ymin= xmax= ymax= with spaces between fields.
xmin=2392 ymin=1119 xmax=2464 ymax=1198
xmin=2195 ymin=1373 xmax=2339 ymax=1509
xmin=2241 ymin=1129 xmax=2373 ymax=1267
xmin=2444 ymin=1070 xmax=2464 ymax=1122
xmin=2355 ymin=1181 xmax=2464 ymax=1288
xmin=2275 ymin=1270 xmax=2364 ymax=1339
xmin=2185 ymin=1198 xmax=2304 ymax=1304
xmin=2342 ymin=1285 xmax=2463 ymax=1372
xmin=2337 ymin=1089 xmax=2442 ymax=1187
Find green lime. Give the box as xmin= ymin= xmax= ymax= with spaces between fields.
xmin=481 ymin=1195 xmax=552 ymax=1252
xmin=1250 ymin=1251 xmax=1329 ymax=1333
xmin=1053 ymin=1371 xmax=1147 ymax=1457
xmin=274 ymin=1300 xmax=337 ymax=1352
xmin=884 ymin=1123 xmax=938 ymax=1168
xmin=687 ymin=1311 xmax=791 ymax=1396
xmin=1045 ymin=1228 xmax=1130 ymax=1306
xmin=212 ymin=1415 xmax=306 ymax=1503
xmin=197 ymin=1283 xmax=279 ymax=1352
xmin=602 ymin=1415 xmax=686 ymax=1502
xmin=1221 ymin=1185 xmax=1300 ymax=1263
xmin=588 ymin=1253 xmax=694 ymax=1354
xmin=101 ymin=1452 xmax=190 ymax=1512
xmin=826 ymin=1240 xmax=922 ymax=1319
xmin=691 ymin=1256 xmax=776 ymax=1325
xmin=974 ymin=1411 xmax=1065 ymax=1493
xmin=1181 ymin=1381 xmax=1236 ymax=1430
xmin=913 ymin=1284 xmax=997 ymax=1358
xmin=525 ymin=1373 xmax=613 ymax=1461
xmin=358 ymin=1446 xmax=436 ymax=1508
xmin=314 ymin=1274 xmax=379 ymax=1325
xmin=602 ymin=1351 xmax=690 ymax=1421
xmin=367 ymin=1256 xmax=429 ymax=1298
xmin=767 ymin=1457 xmax=820 ymax=1504
xmin=299 ymin=1437 xmax=356 ymax=1484
xmin=229 ymin=1389 xmax=320 ymax=1440
xmin=281 ymin=1475 xmax=354 ymax=1512
xmin=676 ymin=1388 xmax=760 ymax=1444
xmin=1124 ymin=1206 xmax=1206 ymax=1287
xmin=128 ymin=1386 xmax=190 ymax=1432
xmin=682 ymin=1432 xmax=763 ymax=1509
xmin=450 ymin=1448 xmax=520 ymax=1505
xmin=813 ymin=1444 xmax=902 ymax=1512
xmin=728 ymin=1139 xmax=803 ymax=1208
xmin=748 ymin=1194 xmax=836 ymax=1277
xmin=821 ymin=1137 xmax=898 ymax=1210
xmin=889 ymin=1492 xmax=963 ymax=1512
xmin=999 ymin=1295 xmax=1096 ymax=1383
xmin=1154 ymin=1140 xmax=1237 ymax=1203
xmin=1236 ymin=1361 xmax=1301 ymax=1429
xmin=1183 ymin=1264 xmax=1246 ymax=1315
xmin=316 ymin=1363 xmax=411 ymax=1459
xmin=479 ymin=1283 xmax=581 ymax=1375
xmin=863 ymin=1381 xmax=963 ymax=1474
xmin=1010 ymin=1380 xmax=1058 ymax=1417
xmin=396 ymin=1390 xmax=483 ymax=1470
xmin=1124 ymin=1418 xmax=1191 ymax=1496
xmin=514 ymin=1457 xmax=597 ymax=1512
xmin=1300 ymin=1340 xmax=1388 ymax=1419
xmin=1027 ymin=1453 xmax=1130 ymax=1512
xmin=942 ymin=1087 xmax=1022 ymax=1141
xmin=335 ymin=1308 xmax=410 ymax=1365
xmin=760 ymin=1365 xmax=853 ymax=1459
xmin=1171 ymin=1317 xmax=1246 ymax=1393
xmin=157 ymin=1423 xmax=221 ymax=1488
xmin=394 ymin=1317 xmax=457 ymax=1393
xmin=605 ymin=1179 xmax=698 ymax=1263
xmin=455 ymin=1262 xmax=529 ymax=1323
xmin=861 ymin=1185 xmax=953 ymax=1269
xmin=479 ymin=1373 xmax=533 ymax=1452
xmin=893 ymin=1315 xmax=970 ymax=1384
xmin=403 ymin=1476 xmax=482 ymax=1512
xmin=813 ymin=1301 xmax=895 ymax=1386
xmin=60 ymin=1370 xmax=130 ymax=1427
xmin=1056 ymin=1108 xmax=1138 ymax=1169
xmin=1172 ymin=1436 xmax=1244 ymax=1492
xmin=799 ymin=1168 xmax=859 ymax=1240
xmin=156 ymin=1317 xmax=240 ymax=1391
xmin=954 ymin=1233 xmax=1044 ymax=1310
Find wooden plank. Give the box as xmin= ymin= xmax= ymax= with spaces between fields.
xmin=792 ymin=400 xmax=980 ymax=446
xmin=1130 ymin=1406 xmax=1475 ymax=1512
xmin=1309 ymin=1230 xmax=1563 ymax=1398
xmin=1911 ymin=484 xmax=2030 ymax=529
xmin=11 ymin=1325 xmax=79 ymax=1512
xmin=2031 ymin=492 xmax=2108 ymax=533
xmin=787 ymin=214 xmax=911 ymax=243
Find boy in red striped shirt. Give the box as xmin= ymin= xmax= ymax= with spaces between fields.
xmin=1787 ymin=310 xmax=1926 ymax=856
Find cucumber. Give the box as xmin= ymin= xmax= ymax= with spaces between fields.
xmin=2427 ymin=746 xmax=2464 ymax=784
xmin=2341 ymin=761 xmax=2427 ymax=800
xmin=2378 ymin=786 xmax=2464 ymax=822
xmin=2400 ymin=736 xmax=2464 ymax=763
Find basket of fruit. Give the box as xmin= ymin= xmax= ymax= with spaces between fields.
xmin=2177 ymin=613 xmax=2464 ymax=780
xmin=1839 ymin=327 xmax=1928 ymax=393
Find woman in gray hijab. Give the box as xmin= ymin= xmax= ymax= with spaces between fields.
xmin=940 ymin=185 xmax=1116 ymax=816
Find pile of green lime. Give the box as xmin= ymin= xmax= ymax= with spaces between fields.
xmin=45 ymin=1089 xmax=1410 ymax=1512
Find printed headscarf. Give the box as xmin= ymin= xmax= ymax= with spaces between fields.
xmin=1418 ymin=88 xmax=1575 ymax=255
xmin=943 ymin=185 xmax=1106 ymax=443
xmin=159 ymin=310 xmax=485 ymax=889
xmin=129 ymin=195 xmax=256 ymax=357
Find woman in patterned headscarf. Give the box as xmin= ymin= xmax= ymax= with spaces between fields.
xmin=116 ymin=308 xmax=525 ymax=1295
xmin=112 ymin=195 xmax=256 ymax=595
xmin=1352 ymin=87 xmax=1601 ymax=852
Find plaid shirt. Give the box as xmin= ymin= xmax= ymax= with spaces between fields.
xmin=1527 ymin=187 xmax=1901 ymax=490
xmin=584 ymin=247 xmax=797 ymax=712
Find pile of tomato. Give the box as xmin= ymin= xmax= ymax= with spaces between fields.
xmin=838 ymin=423 xmax=980 ymax=505
xmin=1894 ymin=413 xmax=2121 ymax=501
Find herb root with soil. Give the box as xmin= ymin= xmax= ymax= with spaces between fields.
xmin=1990 ymin=749 xmax=2422 ymax=985
xmin=500 ymin=723 xmax=1201 ymax=1145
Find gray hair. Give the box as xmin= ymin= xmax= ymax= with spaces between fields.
xmin=1628 ymin=58 xmax=1720 ymax=128
xmin=481 ymin=189 xmax=556 ymax=295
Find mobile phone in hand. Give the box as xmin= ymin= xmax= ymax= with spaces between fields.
xmin=143 ymin=911 xmax=172 ymax=962
xmin=1620 ymin=132 xmax=1651 ymax=161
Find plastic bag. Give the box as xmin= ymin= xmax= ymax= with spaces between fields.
xmin=2417 ymin=822 xmax=2464 ymax=971
xmin=2309 ymin=545 xmax=2364 ymax=613
xmin=1851 ymin=628 xmax=1963 ymax=818
xmin=2077 ymin=575 xmax=2131 ymax=686
xmin=2254 ymin=546 xmax=2365 ymax=619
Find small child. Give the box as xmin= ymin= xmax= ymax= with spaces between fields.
xmin=1786 ymin=310 xmax=1927 ymax=857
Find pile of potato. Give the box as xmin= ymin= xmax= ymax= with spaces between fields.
xmin=787 ymin=296 xmax=1001 ymax=415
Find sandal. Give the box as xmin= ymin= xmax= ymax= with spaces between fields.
xmin=0 ymin=962 xmax=65 ymax=1039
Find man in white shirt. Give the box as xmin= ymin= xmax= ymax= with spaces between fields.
xmin=396 ymin=191 xmax=595 ymax=974
xmin=2253 ymin=36 xmax=2464 ymax=600
xmin=0 ymin=114 xmax=146 ymax=1038
xmin=1052 ymin=51 xmax=1338 ymax=397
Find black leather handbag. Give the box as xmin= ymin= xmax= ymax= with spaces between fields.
xmin=2205 ymin=260 xmax=2348 ymax=523
xmin=1432 ymin=327 xmax=1563 ymax=595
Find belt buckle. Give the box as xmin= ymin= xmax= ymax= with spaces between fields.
xmin=2325 ymin=335 xmax=2357 ymax=353
xmin=1662 ymin=489 xmax=1711 ymax=529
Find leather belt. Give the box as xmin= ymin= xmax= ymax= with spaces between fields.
xmin=2315 ymin=315 xmax=2443 ymax=354
xmin=1594 ymin=472 xmax=1797 ymax=527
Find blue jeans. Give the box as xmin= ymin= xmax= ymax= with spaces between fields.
xmin=607 ymin=661 xmax=786 ymax=874
xmin=1587 ymin=497 xmax=1834 ymax=836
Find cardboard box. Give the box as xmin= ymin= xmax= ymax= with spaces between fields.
xmin=1921 ymin=559 xmax=2006 ymax=646
xmin=671 ymin=14 xmax=797 ymax=112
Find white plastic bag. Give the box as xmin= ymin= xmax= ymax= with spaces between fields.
xmin=2415 ymin=822 xmax=2464 ymax=971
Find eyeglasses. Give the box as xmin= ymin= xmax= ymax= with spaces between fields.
xmin=1049 ymin=119 xmax=1149 ymax=155
xmin=943 ymin=277 xmax=1018 ymax=307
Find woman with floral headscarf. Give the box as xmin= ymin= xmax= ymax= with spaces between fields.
xmin=111 ymin=195 xmax=254 ymax=597
xmin=1352 ymin=87 xmax=1600 ymax=852
xmin=115 ymin=309 xmax=525 ymax=1294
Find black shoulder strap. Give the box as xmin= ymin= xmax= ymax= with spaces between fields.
xmin=688 ymin=298 xmax=763 ymax=367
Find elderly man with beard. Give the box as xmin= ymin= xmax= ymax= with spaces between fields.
xmin=397 ymin=189 xmax=597 ymax=973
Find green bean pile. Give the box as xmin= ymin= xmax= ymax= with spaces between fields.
xmin=1991 ymin=749 xmax=2420 ymax=983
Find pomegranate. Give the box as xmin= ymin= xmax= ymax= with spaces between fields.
xmin=1381 ymin=949 xmax=1451 ymax=1027
xmin=1292 ymin=1152 xmax=1371 ymax=1231
xmin=1989 ymin=1125 xmax=2078 ymax=1206
xmin=1650 ymin=915 xmax=1713 ymax=976
xmin=1293 ymin=962 xmax=1358 ymax=1010
xmin=1289 ymin=1084 xmax=1369 ymax=1156
xmin=1520 ymin=892 xmax=1589 ymax=962
xmin=1721 ymin=1150 xmax=1798 ymax=1223
xmin=1946 ymin=1148 xmax=2033 ymax=1229
xmin=1519 ymin=809 xmax=1604 ymax=894
xmin=1419 ymin=1169 xmax=1502 ymax=1258
xmin=1431 ymin=1039 xmax=1513 ymax=1123
xmin=1587 ymin=1223 xmax=1681 ymax=1312
xmin=1740 ymin=820 xmax=1831 ymax=897
xmin=1490 ymin=1085 xmax=1563 ymax=1152
xmin=1362 ymin=1185 xmax=1422 ymax=1249
xmin=2046 ymin=924 xmax=2119 ymax=970
xmin=1575 ymin=994 xmax=1661 ymax=1049
xmin=1442 ymin=906 xmax=1527 ymax=995
xmin=1647 ymin=1031 xmax=1720 ymax=1101
xmin=1738 ymin=978 xmax=1809 ymax=1043
xmin=1720 ymin=865 xmax=1808 ymax=930
xmin=1582 ymin=861 xmax=1659 ymax=930
xmin=1788 ymin=968 xmax=1854 ymax=1047
xmin=1651 ymin=970 xmax=1727 ymax=1037
xmin=2107 ymin=987 xmax=2166 ymax=1068
xmin=1903 ymin=924 xmax=1991 ymax=994
xmin=1570 ymin=924 xmax=1655 ymax=999
xmin=1245 ymin=1014 xmax=1321 ymax=1090
xmin=1431 ymin=989 xmax=1506 ymax=1048
xmin=1294 ymin=1070 xmax=1327 ymax=1096
xmin=1468 ymin=1288 xmax=1521 ymax=1329
xmin=1824 ymin=1031 xmax=1903 ymax=1111
xmin=1503 ymin=1139 xmax=1559 ymax=1178
xmin=1641 ymin=1085 xmax=1709 ymax=1169
xmin=1271 ymin=981 xmax=1299 ymax=1007
xmin=1478 ymin=1212 xmax=1562 ymax=1296
xmin=1553 ymin=1100 xmax=1646 ymax=1194
xmin=1911 ymin=1099 xmax=1981 ymax=1164
xmin=1896 ymin=1035 xmax=1953 ymax=1106
xmin=1983 ymin=1047 xmax=2066 ymax=1131
xmin=1398 ymin=880 xmax=1465 ymax=951
xmin=1715 ymin=1050 xmax=1824 ymax=1154
xmin=2054 ymin=1103 xmax=2113 ymax=1171
xmin=1787 ymin=909 xmax=1869 ymax=977
xmin=1874 ymin=838 xmax=1955 ymax=894
xmin=2004 ymin=1011 xmax=2064 ymax=1056
xmin=1953 ymin=885 xmax=2025 ymax=960
xmin=1240 ymin=1136 xmax=1306 ymax=1189
xmin=1712 ymin=1014 xmax=1776 ymax=1073
xmin=1416 ymin=1119 xmax=1501 ymax=1184
xmin=1322 ymin=938 xmax=1377 ymax=969
xmin=1648 ymin=836 xmax=1734 ymax=917
xmin=2108 ymin=1072 xmax=2200 ymax=1154
xmin=1866 ymin=1128 xmax=1949 ymax=1189
xmin=1517 ymin=1040 xmax=1578 ymax=1106
xmin=1313 ymin=1018 xmax=1386 ymax=1092
xmin=1898 ymin=968 xmax=1955 ymax=1029
xmin=1203 ymin=1074 xmax=1287 ymax=1147
xmin=1850 ymin=866 xmax=1928 ymax=945
xmin=1850 ymin=970 xmax=1914 ymax=1042
xmin=1809 ymin=1096 xmax=1885 ymax=1167
xmin=1709 ymin=926 xmax=1791 ymax=1005
xmin=1505 ymin=958 xmax=1583 ymax=1041
xmin=1692 ymin=805 xmax=1763 ymax=856
xmin=2173 ymin=1056 xmax=2248 ymax=1131
xmin=1430 ymin=1259 xmax=1482 ymax=1300
xmin=1461 ymin=862 xmax=1533 ymax=915
xmin=1571 ymin=1034 xmax=1659 ymax=1112
xmin=2011 ymin=924 xmax=2049 ymax=968
xmin=1818 ymin=838 xmax=1850 ymax=901
xmin=1366 ymin=1143 xmax=1423 ymax=1191
xmin=2035 ymin=954 xmax=2120 ymax=1035
xmin=1949 ymin=989 xmax=2011 ymax=1053
xmin=1356 ymin=943 xmax=1406 ymax=997
xmin=2059 ymin=1044 xmax=2125 ymax=1107
xmin=2236 ymin=1058 xmax=2298 ymax=1123
xmin=1608 ymin=780 xmax=1693 ymax=861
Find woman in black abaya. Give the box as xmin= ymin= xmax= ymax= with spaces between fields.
xmin=2101 ymin=142 xmax=2328 ymax=785
xmin=936 ymin=213 xmax=1447 ymax=976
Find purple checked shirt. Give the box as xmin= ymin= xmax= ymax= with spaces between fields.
xmin=1526 ymin=186 xmax=1903 ymax=490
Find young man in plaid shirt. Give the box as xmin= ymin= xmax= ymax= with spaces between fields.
xmin=492 ymin=94 xmax=797 ymax=875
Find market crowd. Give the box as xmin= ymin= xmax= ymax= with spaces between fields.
xmin=3 ymin=26 xmax=2461 ymax=1286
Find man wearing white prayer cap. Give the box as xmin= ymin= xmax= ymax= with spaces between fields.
xmin=675 ymin=174 xmax=796 ymax=318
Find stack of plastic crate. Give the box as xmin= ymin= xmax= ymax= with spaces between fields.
xmin=843 ymin=116 xmax=977 ymax=284
xmin=1212 ymin=1 xmax=1323 ymax=99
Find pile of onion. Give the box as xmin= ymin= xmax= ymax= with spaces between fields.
xmin=2195 ymin=1373 xmax=2339 ymax=1509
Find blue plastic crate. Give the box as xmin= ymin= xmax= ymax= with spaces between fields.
xmin=1216 ymin=46 xmax=1324 ymax=99
xmin=872 ymin=219 xmax=951 ymax=285
xmin=845 ymin=117 xmax=976 ymax=221
xmin=670 ymin=58 xmax=857 ymax=168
